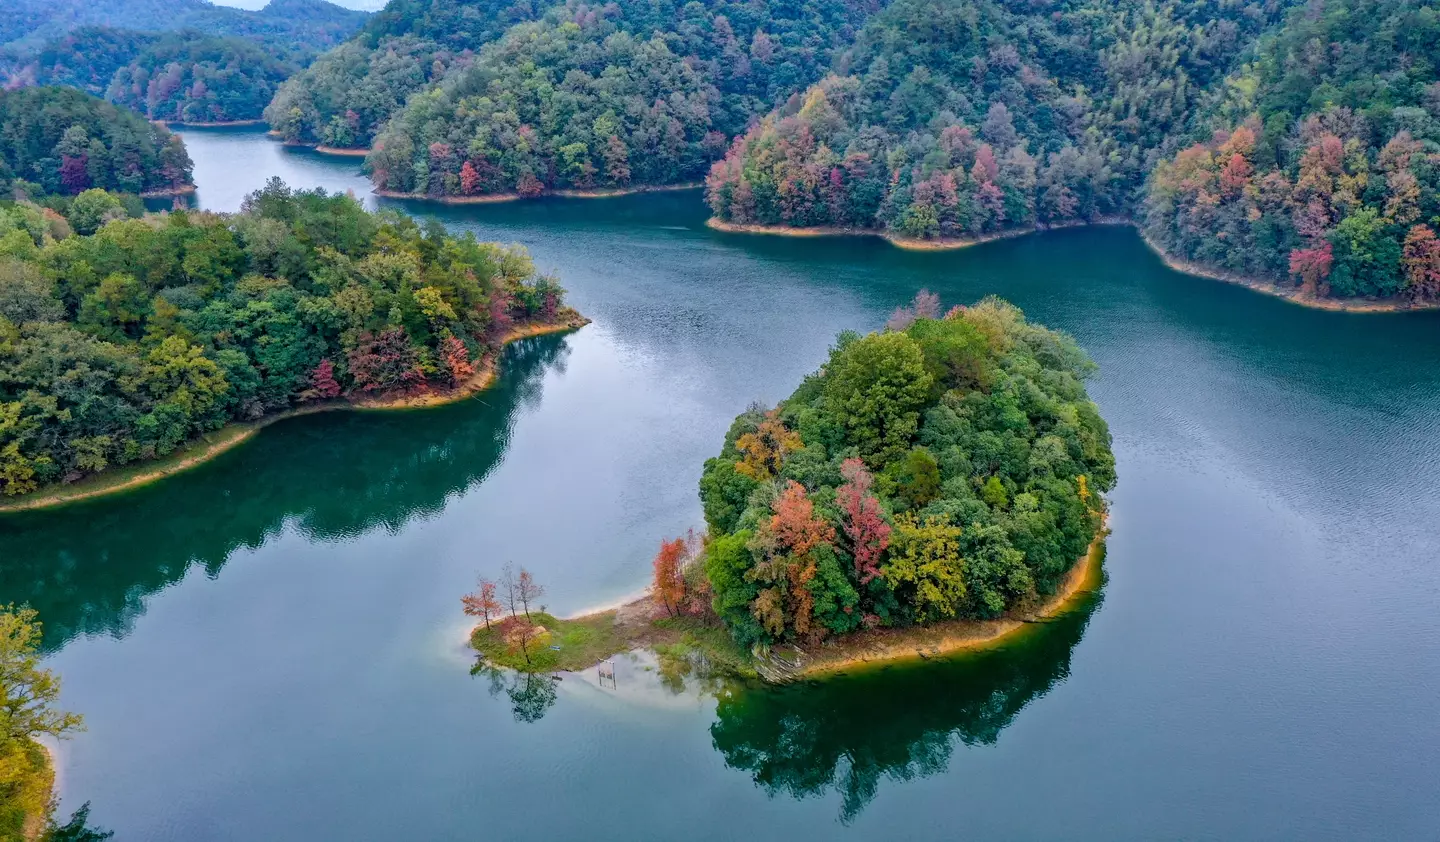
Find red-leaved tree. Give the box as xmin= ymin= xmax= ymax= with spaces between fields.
xmin=835 ymin=458 xmax=891 ymax=583
xmin=441 ymin=335 xmax=475 ymax=385
xmin=310 ymin=358 xmax=342 ymax=399
xmin=462 ymin=578 xmax=503 ymax=630
xmin=1289 ymin=241 xmax=1334 ymax=295
xmin=652 ymin=537 xmax=688 ymax=617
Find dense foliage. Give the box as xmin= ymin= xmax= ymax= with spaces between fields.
xmin=0 ymin=87 xmax=193 ymax=197
xmin=0 ymin=605 xmax=106 ymax=842
xmin=1144 ymin=0 xmax=1440 ymax=301
xmin=706 ymin=0 xmax=1294 ymax=239
xmin=699 ymin=295 xmax=1113 ymax=650
xmin=0 ymin=0 xmax=367 ymax=53
xmin=264 ymin=0 xmax=554 ymax=149
xmin=0 ymin=179 xmax=569 ymax=497
xmin=19 ymin=28 xmax=300 ymax=124
xmin=365 ymin=0 xmax=877 ymax=197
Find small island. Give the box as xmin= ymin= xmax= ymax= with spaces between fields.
xmin=466 ymin=295 xmax=1115 ymax=681
xmin=0 ymin=177 xmax=584 ymax=511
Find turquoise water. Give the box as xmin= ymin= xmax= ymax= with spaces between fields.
xmin=3 ymin=126 xmax=1439 ymax=839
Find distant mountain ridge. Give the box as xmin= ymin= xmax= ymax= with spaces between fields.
xmin=0 ymin=0 xmax=369 ymax=52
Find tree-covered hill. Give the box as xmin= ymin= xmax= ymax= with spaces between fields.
xmin=698 ymin=294 xmax=1113 ymax=650
xmin=365 ymin=0 xmax=878 ymax=197
xmin=0 ymin=179 xmax=569 ymax=498
xmin=0 ymin=0 xmax=368 ymax=53
xmin=1143 ymin=0 xmax=1440 ymax=301
xmin=264 ymin=0 xmax=558 ymax=150
xmin=705 ymin=0 xmax=1296 ymax=240
xmin=17 ymin=28 xmax=300 ymax=124
xmin=0 ymin=86 xmax=193 ymax=197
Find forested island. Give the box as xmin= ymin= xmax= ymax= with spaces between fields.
xmin=466 ymin=296 xmax=1114 ymax=679
xmin=0 ymin=177 xmax=580 ymax=506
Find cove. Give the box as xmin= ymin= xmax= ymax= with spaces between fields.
xmin=3 ymin=125 xmax=1440 ymax=840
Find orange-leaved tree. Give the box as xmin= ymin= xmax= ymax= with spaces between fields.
xmin=652 ymin=537 xmax=688 ymax=617
xmin=462 ymin=578 xmax=503 ymax=629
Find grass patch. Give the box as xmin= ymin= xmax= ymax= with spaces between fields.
xmin=652 ymin=616 xmax=759 ymax=681
xmin=469 ymin=608 xmax=760 ymax=678
xmin=470 ymin=612 xmax=629 ymax=673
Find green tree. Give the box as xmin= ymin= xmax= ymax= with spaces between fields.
xmin=821 ymin=331 xmax=932 ymax=467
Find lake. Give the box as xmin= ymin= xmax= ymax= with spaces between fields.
xmin=3 ymin=125 xmax=1439 ymax=840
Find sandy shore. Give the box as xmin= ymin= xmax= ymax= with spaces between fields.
xmin=163 ymin=119 xmax=266 ymax=128
xmin=140 ymin=183 xmax=198 ymax=198
xmin=376 ymin=182 xmax=702 ymax=205
xmin=0 ymin=317 xmax=588 ymax=514
xmin=314 ymin=145 xmax=372 ymax=157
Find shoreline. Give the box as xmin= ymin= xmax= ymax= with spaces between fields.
xmin=704 ymin=216 xmax=1128 ymax=252
xmin=707 ymin=216 xmax=1437 ymax=313
xmin=140 ymin=183 xmax=198 ymax=198
xmin=0 ymin=317 xmax=588 ymax=514
xmin=474 ymin=525 xmax=1108 ymax=683
xmin=376 ymin=182 xmax=702 ymax=205
xmin=264 ymin=132 xmax=373 ymax=156
xmin=788 ymin=530 xmax=1107 ymax=679
xmin=1135 ymin=229 xmax=1440 ymax=314
xmin=162 ymin=119 xmax=266 ymax=128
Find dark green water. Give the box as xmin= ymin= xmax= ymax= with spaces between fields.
xmin=4 ymin=126 xmax=1439 ymax=840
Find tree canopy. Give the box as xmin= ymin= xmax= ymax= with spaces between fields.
xmin=0 ymin=87 xmax=194 ymax=197
xmin=0 ymin=179 xmax=569 ymax=498
xmin=1143 ymin=0 xmax=1440 ymax=301
xmin=699 ymin=295 xmax=1114 ymax=651
xmin=18 ymin=28 xmax=301 ymax=125
xmin=364 ymin=0 xmax=876 ymax=197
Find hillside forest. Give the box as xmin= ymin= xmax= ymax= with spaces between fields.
xmin=0 ymin=87 xmax=194 ymax=197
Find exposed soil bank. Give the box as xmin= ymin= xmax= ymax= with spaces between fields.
xmin=787 ymin=532 xmax=1107 ymax=679
xmin=162 ymin=119 xmax=266 ymax=128
xmin=0 ymin=316 xmax=588 ymax=514
xmin=376 ymin=182 xmax=703 ymax=205
xmin=140 ymin=183 xmax=198 ymax=198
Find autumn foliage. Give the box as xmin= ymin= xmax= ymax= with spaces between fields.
xmin=700 ymin=297 xmax=1115 ymax=650
xmin=652 ymin=536 xmax=689 ymax=617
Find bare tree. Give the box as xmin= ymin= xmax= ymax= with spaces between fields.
xmin=500 ymin=562 xmax=521 ymax=619
xmin=516 ymin=568 xmax=545 ymax=622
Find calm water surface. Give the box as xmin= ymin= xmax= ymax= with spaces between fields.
xmin=3 ymin=126 xmax=1439 ymax=840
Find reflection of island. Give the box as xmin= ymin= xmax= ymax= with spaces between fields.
xmin=471 ymin=664 xmax=560 ymax=723
xmin=710 ymin=586 xmax=1101 ymax=823
xmin=0 ymin=336 xmax=571 ymax=651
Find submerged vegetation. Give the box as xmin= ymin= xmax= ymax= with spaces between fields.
xmin=0 ymin=178 xmax=574 ymax=500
